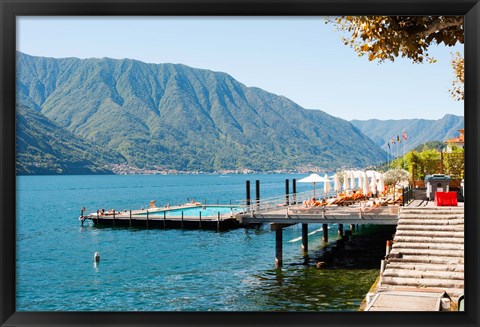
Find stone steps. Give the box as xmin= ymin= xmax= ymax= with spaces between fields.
xmin=396 ymin=224 xmax=464 ymax=231
xmin=380 ymin=276 xmax=464 ymax=289
xmin=400 ymin=211 xmax=463 ymax=215
xmin=398 ymin=218 xmax=464 ymax=226
xmin=392 ymin=242 xmax=464 ymax=251
xmin=389 ymin=248 xmax=464 ymax=258
xmin=387 ymin=255 xmax=463 ymax=265
xmin=400 ymin=208 xmax=464 ymax=214
xmin=376 ymin=285 xmax=464 ymax=301
xmin=394 ymin=236 xmax=464 ymax=244
xmin=377 ymin=207 xmax=465 ymax=303
xmin=382 ymin=268 xmax=464 ymax=280
xmin=394 ymin=230 xmax=464 ymax=238
xmin=385 ymin=262 xmax=464 ymax=272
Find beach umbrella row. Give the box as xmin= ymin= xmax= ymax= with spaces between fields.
xmin=298 ymin=170 xmax=385 ymax=199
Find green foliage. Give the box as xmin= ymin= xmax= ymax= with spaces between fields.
xmin=384 ymin=169 xmax=409 ymax=187
xmin=413 ymin=141 xmax=445 ymax=152
xmin=443 ymin=148 xmax=464 ymax=180
xmin=328 ymin=16 xmax=463 ymax=64
xmin=16 ymin=105 xmax=126 ymax=175
xmin=16 ymin=52 xmax=388 ymax=174
xmin=390 ymin=146 xmax=464 ymax=182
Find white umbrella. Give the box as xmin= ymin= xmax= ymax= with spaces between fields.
xmin=342 ymin=172 xmax=349 ymax=191
xmin=369 ymin=174 xmax=378 ymax=196
xmin=362 ymin=172 xmax=369 ymax=195
xmin=358 ymin=173 xmax=363 ymax=192
xmin=377 ymin=173 xmax=385 ymax=195
xmin=333 ymin=174 xmax=341 ymax=193
xmin=298 ymin=173 xmax=327 ymax=198
xmin=323 ymin=174 xmax=332 ymax=197
xmin=349 ymin=171 xmax=356 ymax=190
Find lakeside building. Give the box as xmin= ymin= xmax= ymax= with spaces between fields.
xmin=445 ymin=129 xmax=464 ymax=152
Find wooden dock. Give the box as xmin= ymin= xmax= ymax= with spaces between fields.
xmin=238 ymin=203 xmax=400 ymax=225
xmin=81 ymin=205 xmax=242 ymax=231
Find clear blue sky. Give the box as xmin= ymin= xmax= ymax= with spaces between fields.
xmin=17 ymin=16 xmax=464 ymax=121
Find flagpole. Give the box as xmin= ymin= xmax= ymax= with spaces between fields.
xmin=386 ymin=141 xmax=389 ymax=169
xmin=403 ymin=130 xmax=407 ymax=170
xmin=396 ymin=138 xmax=399 ymax=166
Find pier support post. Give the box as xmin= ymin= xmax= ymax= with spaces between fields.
xmin=338 ymin=224 xmax=343 ymax=237
xmin=96 ymin=210 xmax=99 ymax=225
xmin=199 ymin=212 xmax=202 ymax=229
xmin=292 ymin=179 xmax=297 ymax=204
xmin=113 ymin=210 xmax=116 ymax=226
xmin=255 ymin=180 xmax=260 ymax=210
xmin=350 ymin=224 xmax=355 ymax=232
xmin=217 ymin=212 xmax=220 ymax=232
xmin=302 ymin=223 xmax=308 ymax=254
xmin=181 ymin=212 xmax=184 ymax=229
xmin=246 ymin=180 xmax=251 ymax=206
xmin=163 ymin=211 xmax=166 ymax=229
xmin=322 ymin=224 xmax=328 ymax=242
xmin=129 ymin=210 xmax=132 ymax=227
xmin=285 ymin=179 xmax=289 ymax=205
xmin=146 ymin=210 xmax=149 ymax=228
xmin=275 ymin=226 xmax=283 ymax=267
xmin=386 ymin=240 xmax=392 ymax=257
xmin=345 ymin=230 xmax=352 ymax=242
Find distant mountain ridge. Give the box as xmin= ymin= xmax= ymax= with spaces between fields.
xmin=351 ymin=114 xmax=464 ymax=153
xmin=16 ymin=51 xmax=388 ymax=174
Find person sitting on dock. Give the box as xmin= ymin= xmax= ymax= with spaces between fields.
xmin=303 ymin=197 xmax=317 ymax=207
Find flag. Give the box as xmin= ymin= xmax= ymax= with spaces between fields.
xmin=387 ymin=142 xmax=390 ymax=149
xmin=403 ymin=130 xmax=407 ymax=140
xmin=397 ymin=135 xmax=401 ymax=143
xmin=390 ymin=137 xmax=395 ymax=144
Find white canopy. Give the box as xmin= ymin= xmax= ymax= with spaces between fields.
xmin=324 ymin=173 xmax=332 ymax=196
xmin=377 ymin=173 xmax=385 ymax=194
xmin=298 ymin=173 xmax=329 ymax=198
xmin=362 ymin=172 xmax=369 ymax=195
xmin=349 ymin=171 xmax=356 ymax=190
xmin=369 ymin=174 xmax=378 ymax=195
xmin=333 ymin=174 xmax=341 ymax=193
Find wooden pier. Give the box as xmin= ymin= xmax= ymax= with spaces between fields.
xmin=81 ymin=196 xmax=403 ymax=267
xmin=81 ymin=205 xmax=242 ymax=231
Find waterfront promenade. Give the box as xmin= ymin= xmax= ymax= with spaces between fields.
xmin=81 ymin=186 xmax=465 ymax=311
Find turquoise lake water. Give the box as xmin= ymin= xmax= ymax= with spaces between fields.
xmin=16 ymin=174 xmax=390 ymax=311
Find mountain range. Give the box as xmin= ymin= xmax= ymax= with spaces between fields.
xmin=350 ymin=114 xmax=464 ymax=152
xmin=16 ymin=52 xmax=387 ymax=175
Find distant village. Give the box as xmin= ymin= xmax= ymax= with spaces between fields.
xmin=108 ymin=163 xmax=330 ymax=176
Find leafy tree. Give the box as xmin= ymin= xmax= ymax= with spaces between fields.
xmin=384 ymin=169 xmax=410 ymax=187
xmin=413 ymin=140 xmax=445 ymax=152
xmin=450 ymin=51 xmax=464 ymax=101
xmin=443 ymin=147 xmax=464 ymax=180
xmin=327 ymin=16 xmax=464 ymax=100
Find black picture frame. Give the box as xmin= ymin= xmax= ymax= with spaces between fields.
xmin=1 ymin=0 xmax=479 ymax=326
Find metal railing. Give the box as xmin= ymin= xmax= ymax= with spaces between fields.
xmin=238 ymin=189 xmax=340 ymax=216
xmin=402 ymin=186 xmax=414 ymax=206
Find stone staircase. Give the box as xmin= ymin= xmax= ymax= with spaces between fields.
xmin=379 ymin=207 xmax=464 ymax=301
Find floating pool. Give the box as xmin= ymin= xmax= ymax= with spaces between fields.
xmin=140 ymin=205 xmax=242 ymax=217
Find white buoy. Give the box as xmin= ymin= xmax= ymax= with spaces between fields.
xmin=94 ymin=252 xmax=100 ymax=263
